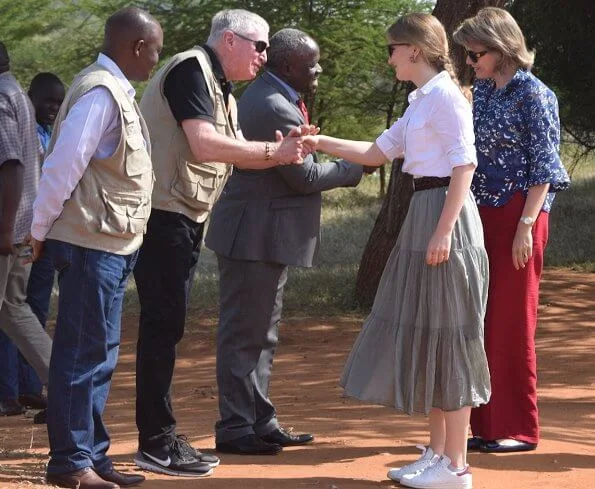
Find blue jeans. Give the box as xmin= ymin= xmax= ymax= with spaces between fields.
xmin=45 ymin=240 xmax=138 ymax=475
xmin=0 ymin=330 xmax=42 ymax=400
xmin=0 ymin=251 xmax=53 ymax=401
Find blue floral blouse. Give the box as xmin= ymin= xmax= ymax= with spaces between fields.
xmin=472 ymin=69 xmax=570 ymax=212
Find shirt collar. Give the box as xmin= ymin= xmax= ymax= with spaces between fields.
xmin=96 ymin=53 xmax=135 ymax=98
xmin=202 ymin=44 xmax=233 ymax=94
xmin=266 ymin=70 xmax=300 ymax=103
xmin=408 ymin=70 xmax=450 ymax=103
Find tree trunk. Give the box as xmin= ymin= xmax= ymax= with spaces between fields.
xmin=354 ymin=0 xmax=506 ymax=308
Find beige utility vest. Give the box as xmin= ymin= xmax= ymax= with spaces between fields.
xmin=140 ymin=46 xmax=235 ymax=223
xmin=46 ymin=63 xmax=153 ymax=255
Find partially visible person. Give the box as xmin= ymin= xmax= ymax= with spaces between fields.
xmin=0 ymin=72 xmax=65 ymax=422
xmin=134 ymin=9 xmax=307 ymax=477
xmin=453 ymin=7 xmax=570 ymax=454
xmin=304 ymin=13 xmax=490 ymax=489
xmin=29 ymin=7 xmax=163 ymax=489
xmin=205 ymin=27 xmax=364 ymax=456
xmin=0 ymin=42 xmax=53 ymax=418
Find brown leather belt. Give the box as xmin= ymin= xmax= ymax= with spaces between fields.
xmin=413 ymin=176 xmax=451 ymax=192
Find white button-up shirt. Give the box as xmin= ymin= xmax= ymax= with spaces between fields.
xmin=376 ymin=71 xmax=477 ymax=178
xmin=31 ymin=53 xmax=135 ymax=241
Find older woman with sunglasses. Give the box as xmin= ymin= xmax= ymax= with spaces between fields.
xmin=453 ymin=7 xmax=570 ymax=453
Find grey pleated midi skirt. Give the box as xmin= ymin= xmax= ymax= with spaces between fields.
xmin=341 ymin=187 xmax=491 ymax=415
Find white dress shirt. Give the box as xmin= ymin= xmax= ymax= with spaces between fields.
xmin=31 ymin=53 xmax=136 ymax=241
xmin=376 ymin=71 xmax=477 ymax=178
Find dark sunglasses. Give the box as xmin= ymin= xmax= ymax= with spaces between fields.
xmin=233 ymin=31 xmax=268 ymax=53
xmin=387 ymin=42 xmax=410 ymax=57
xmin=466 ymin=49 xmax=489 ymax=63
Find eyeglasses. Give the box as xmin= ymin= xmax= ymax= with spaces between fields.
xmin=233 ymin=31 xmax=268 ymax=53
xmin=387 ymin=42 xmax=410 ymax=57
xmin=466 ymin=49 xmax=489 ymax=63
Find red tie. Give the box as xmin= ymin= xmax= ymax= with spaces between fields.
xmin=297 ymin=98 xmax=310 ymax=124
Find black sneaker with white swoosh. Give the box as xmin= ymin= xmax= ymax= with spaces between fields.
xmin=134 ymin=436 xmax=213 ymax=477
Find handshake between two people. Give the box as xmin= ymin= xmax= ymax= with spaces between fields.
xmin=272 ymin=124 xmax=320 ymax=165
xmin=274 ymin=125 xmax=378 ymax=175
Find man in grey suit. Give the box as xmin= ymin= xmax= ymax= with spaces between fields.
xmin=205 ymin=28 xmax=365 ymax=456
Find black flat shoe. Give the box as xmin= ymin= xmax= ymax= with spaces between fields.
xmin=216 ymin=434 xmax=282 ymax=455
xmin=480 ymin=440 xmax=537 ymax=453
xmin=260 ymin=428 xmax=314 ymax=447
xmin=467 ymin=436 xmax=485 ymax=451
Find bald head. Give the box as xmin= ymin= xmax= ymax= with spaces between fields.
xmin=101 ymin=7 xmax=163 ymax=81
xmin=103 ymin=7 xmax=159 ymax=54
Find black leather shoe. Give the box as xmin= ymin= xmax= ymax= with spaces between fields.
xmin=480 ymin=440 xmax=537 ymax=453
xmin=46 ymin=467 xmax=119 ymax=489
xmin=467 ymin=436 xmax=484 ymax=451
xmin=261 ymin=428 xmax=314 ymax=447
xmin=18 ymin=392 xmax=47 ymax=409
xmin=0 ymin=399 xmax=25 ymax=416
xmin=216 ymin=434 xmax=282 ymax=455
xmin=97 ymin=468 xmax=145 ymax=487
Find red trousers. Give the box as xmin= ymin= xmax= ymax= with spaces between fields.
xmin=470 ymin=192 xmax=548 ymax=445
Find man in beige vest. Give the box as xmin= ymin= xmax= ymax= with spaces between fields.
xmin=134 ymin=8 xmax=307 ymax=477
xmin=29 ymin=8 xmax=163 ymax=489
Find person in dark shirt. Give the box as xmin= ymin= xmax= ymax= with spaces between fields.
xmin=134 ymin=8 xmax=308 ymax=478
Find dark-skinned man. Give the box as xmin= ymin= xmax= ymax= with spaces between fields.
xmin=0 ymin=42 xmax=53 ymax=417
xmin=0 ymin=72 xmax=65 ymax=421
xmin=205 ymin=28 xmax=365 ymax=456
xmin=29 ymin=7 xmax=163 ymax=489
xmin=134 ymin=9 xmax=307 ymax=477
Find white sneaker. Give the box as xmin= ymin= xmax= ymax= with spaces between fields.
xmin=400 ymin=455 xmax=472 ymax=489
xmin=387 ymin=446 xmax=438 ymax=482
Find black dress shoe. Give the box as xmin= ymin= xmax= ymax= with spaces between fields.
xmin=46 ymin=467 xmax=119 ymax=489
xmin=216 ymin=434 xmax=282 ymax=455
xmin=0 ymin=399 xmax=25 ymax=416
xmin=97 ymin=468 xmax=145 ymax=487
xmin=467 ymin=436 xmax=484 ymax=451
xmin=480 ymin=440 xmax=537 ymax=453
xmin=18 ymin=392 xmax=47 ymax=409
xmin=261 ymin=428 xmax=314 ymax=447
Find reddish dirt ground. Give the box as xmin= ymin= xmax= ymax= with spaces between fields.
xmin=0 ymin=269 xmax=593 ymax=489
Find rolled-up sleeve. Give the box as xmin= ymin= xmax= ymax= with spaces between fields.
xmin=523 ymin=89 xmax=570 ymax=192
xmin=375 ymin=118 xmax=405 ymax=161
xmin=432 ymin=89 xmax=477 ymax=169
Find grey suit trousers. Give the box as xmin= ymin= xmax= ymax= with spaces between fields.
xmin=215 ymin=254 xmax=288 ymax=442
xmin=0 ymin=253 xmax=51 ymax=384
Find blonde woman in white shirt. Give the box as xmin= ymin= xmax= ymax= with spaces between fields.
xmin=305 ymin=13 xmax=490 ymax=489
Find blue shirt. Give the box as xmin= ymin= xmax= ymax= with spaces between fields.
xmin=472 ymin=69 xmax=570 ymax=212
xmin=37 ymin=123 xmax=52 ymax=154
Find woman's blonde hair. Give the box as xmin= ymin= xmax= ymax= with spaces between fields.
xmin=453 ymin=7 xmax=534 ymax=70
xmin=387 ymin=13 xmax=461 ymax=89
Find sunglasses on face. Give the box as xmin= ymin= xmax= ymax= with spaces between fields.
xmin=233 ymin=31 xmax=268 ymax=53
xmin=466 ymin=49 xmax=489 ymax=63
xmin=387 ymin=42 xmax=410 ymax=57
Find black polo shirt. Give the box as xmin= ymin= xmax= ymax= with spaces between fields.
xmin=163 ymin=45 xmax=233 ymax=125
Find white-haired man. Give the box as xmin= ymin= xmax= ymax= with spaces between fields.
xmin=134 ymin=9 xmax=307 ymax=477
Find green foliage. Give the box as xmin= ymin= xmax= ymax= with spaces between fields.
xmin=1 ymin=0 xmax=431 ymax=140
xmin=510 ymin=0 xmax=595 ymax=153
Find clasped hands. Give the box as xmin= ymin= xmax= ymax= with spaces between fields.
xmin=272 ymin=124 xmax=320 ymax=165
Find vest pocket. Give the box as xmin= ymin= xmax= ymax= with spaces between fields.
xmin=171 ymin=160 xmax=227 ymax=211
xmin=99 ymin=189 xmax=150 ymax=237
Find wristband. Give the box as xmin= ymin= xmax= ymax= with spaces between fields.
xmin=265 ymin=142 xmax=272 ymax=160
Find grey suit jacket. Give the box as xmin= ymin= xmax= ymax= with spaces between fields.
xmin=205 ymin=71 xmax=363 ymax=267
